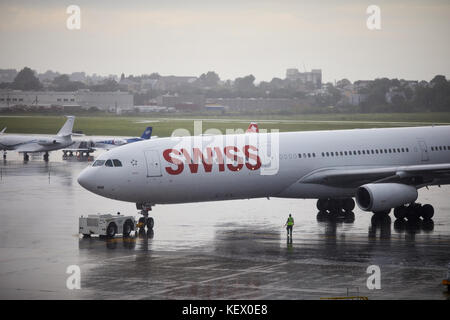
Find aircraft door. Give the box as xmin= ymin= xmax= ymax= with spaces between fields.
xmin=144 ymin=150 xmax=162 ymax=177
xmin=417 ymin=140 xmax=429 ymax=162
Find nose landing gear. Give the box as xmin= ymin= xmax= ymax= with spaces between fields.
xmin=137 ymin=204 xmax=154 ymax=231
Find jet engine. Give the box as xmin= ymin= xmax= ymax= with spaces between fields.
xmin=355 ymin=183 xmax=418 ymax=212
xmin=37 ymin=138 xmax=59 ymax=146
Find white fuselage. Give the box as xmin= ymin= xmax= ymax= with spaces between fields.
xmin=0 ymin=133 xmax=73 ymax=152
xmin=77 ymin=126 xmax=450 ymax=205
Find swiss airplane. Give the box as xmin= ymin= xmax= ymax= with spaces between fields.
xmin=0 ymin=116 xmax=75 ymax=161
xmin=78 ymin=124 xmax=450 ymax=228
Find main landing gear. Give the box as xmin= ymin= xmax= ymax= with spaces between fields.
xmin=316 ymin=198 xmax=355 ymax=221
xmin=393 ymin=203 xmax=434 ymax=220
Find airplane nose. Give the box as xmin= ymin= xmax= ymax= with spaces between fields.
xmin=77 ymin=168 xmax=95 ymax=191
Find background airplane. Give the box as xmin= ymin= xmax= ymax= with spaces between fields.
xmin=0 ymin=116 xmax=75 ymax=161
xmin=63 ymin=127 xmax=154 ymax=157
xmin=92 ymin=126 xmax=153 ymax=150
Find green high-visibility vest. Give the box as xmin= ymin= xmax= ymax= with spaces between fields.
xmin=287 ymin=217 xmax=294 ymax=226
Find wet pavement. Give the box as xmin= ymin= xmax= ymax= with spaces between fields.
xmin=0 ymin=152 xmax=449 ymax=300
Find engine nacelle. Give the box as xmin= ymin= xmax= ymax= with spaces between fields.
xmin=37 ymin=139 xmax=59 ymax=146
xmin=356 ymin=183 xmax=418 ymax=212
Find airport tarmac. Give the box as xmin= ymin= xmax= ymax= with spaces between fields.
xmin=0 ymin=152 xmax=449 ymax=300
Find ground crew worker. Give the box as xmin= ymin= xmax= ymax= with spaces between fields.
xmin=285 ymin=214 xmax=294 ymax=238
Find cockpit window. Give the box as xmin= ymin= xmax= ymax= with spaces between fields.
xmin=105 ymin=160 xmax=113 ymax=167
xmin=93 ymin=160 xmax=105 ymax=167
xmin=113 ymin=159 xmax=122 ymax=167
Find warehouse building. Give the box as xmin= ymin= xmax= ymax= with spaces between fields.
xmin=0 ymin=89 xmax=133 ymax=111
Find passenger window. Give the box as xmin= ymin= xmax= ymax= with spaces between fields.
xmin=113 ymin=159 xmax=122 ymax=167
xmin=105 ymin=160 xmax=113 ymax=167
xmin=344 ymin=151 xmax=348 ymax=156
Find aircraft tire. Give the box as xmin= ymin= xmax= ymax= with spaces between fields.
xmin=420 ymin=204 xmax=434 ymax=220
xmin=146 ymin=217 xmax=154 ymax=230
xmin=343 ymin=198 xmax=355 ymax=212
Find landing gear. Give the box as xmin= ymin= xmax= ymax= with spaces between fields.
xmin=43 ymin=152 xmax=49 ymax=162
xmin=137 ymin=203 xmax=155 ymax=231
xmin=317 ymin=198 xmax=355 ymax=214
xmin=23 ymin=153 xmax=29 ymax=161
xmin=393 ymin=203 xmax=434 ymax=221
xmin=316 ymin=198 xmax=355 ymax=222
xmin=2 ymin=151 xmax=6 ymax=160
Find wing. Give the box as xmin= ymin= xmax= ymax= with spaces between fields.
xmin=299 ymin=163 xmax=450 ymax=188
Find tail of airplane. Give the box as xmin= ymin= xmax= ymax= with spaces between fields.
xmin=0 ymin=127 xmax=6 ymax=134
xmin=57 ymin=116 xmax=75 ymax=137
xmin=246 ymin=122 xmax=259 ymax=133
xmin=140 ymin=127 xmax=153 ymax=140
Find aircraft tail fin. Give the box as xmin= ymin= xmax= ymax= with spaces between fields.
xmin=57 ymin=116 xmax=75 ymax=136
xmin=246 ymin=122 xmax=259 ymax=133
xmin=0 ymin=127 xmax=6 ymax=134
xmin=140 ymin=127 xmax=152 ymax=139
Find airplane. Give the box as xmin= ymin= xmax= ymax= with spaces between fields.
xmin=77 ymin=124 xmax=450 ymax=231
xmin=62 ymin=127 xmax=154 ymax=157
xmin=91 ymin=126 xmax=153 ymax=150
xmin=0 ymin=116 xmax=75 ymax=161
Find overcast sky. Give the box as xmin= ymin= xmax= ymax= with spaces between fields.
xmin=0 ymin=0 xmax=449 ymax=83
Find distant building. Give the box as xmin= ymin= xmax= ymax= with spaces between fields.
xmin=156 ymin=93 xmax=205 ymax=110
xmin=0 ymin=69 xmax=18 ymax=83
xmin=153 ymin=76 xmax=197 ymax=91
xmin=286 ymin=68 xmax=322 ymax=88
xmin=0 ymin=89 xmax=133 ymax=111
xmin=205 ymin=104 xmax=227 ymax=112
xmin=208 ymin=98 xmax=297 ymax=111
xmin=340 ymin=85 xmax=368 ymax=106
xmin=385 ymin=88 xmax=407 ymax=104
xmin=134 ymin=105 xmax=175 ymax=113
